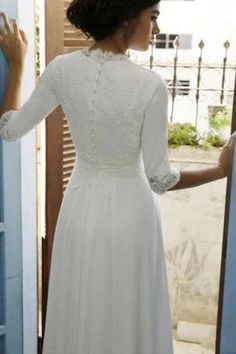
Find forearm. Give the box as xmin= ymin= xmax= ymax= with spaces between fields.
xmin=169 ymin=165 xmax=225 ymax=191
xmin=0 ymin=63 xmax=24 ymax=117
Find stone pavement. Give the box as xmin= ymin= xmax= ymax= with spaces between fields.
xmin=173 ymin=340 xmax=214 ymax=354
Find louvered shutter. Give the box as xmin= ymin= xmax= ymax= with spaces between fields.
xmin=64 ymin=0 xmax=92 ymax=53
xmin=62 ymin=117 xmax=76 ymax=191
xmin=62 ymin=1 xmax=93 ymax=191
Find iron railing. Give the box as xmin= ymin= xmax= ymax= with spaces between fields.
xmin=129 ymin=36 xmax=236 ymax=128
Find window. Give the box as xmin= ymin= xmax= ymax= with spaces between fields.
xmin=165 ymin=79 xmax=191 ymax=96
xmin=156 ymin=34 xmax=193 ymax=50
xmin=156 ymin=34 xmax=177 ymax=49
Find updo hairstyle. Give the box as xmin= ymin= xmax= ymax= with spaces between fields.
xmin=66 ymin=0 xmax=160 ymax=41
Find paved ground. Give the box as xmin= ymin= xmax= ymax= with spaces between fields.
xmin=174 ymin=340 xmax=214 ymax=354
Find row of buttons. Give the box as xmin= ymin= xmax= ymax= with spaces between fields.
xmin=88 ymin=63 xmax=105 ymax=163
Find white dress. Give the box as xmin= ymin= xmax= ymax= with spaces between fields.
xmin=0 ymin=48 xmax=180 ymax=354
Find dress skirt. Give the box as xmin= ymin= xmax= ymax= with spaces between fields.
xmin=42 ymin=159 xmax=173 ymax=354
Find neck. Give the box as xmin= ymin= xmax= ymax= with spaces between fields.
xmin=89 ymin=36 xmax=128 ymax=55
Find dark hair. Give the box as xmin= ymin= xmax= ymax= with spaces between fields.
xmin=66 ymin=0 xmax=160 ymax=41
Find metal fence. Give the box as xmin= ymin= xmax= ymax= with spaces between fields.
xmin=129 ymin=36 xmax=236 ymax=128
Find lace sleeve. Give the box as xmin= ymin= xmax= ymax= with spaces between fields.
xmin=141 ymin=75 xmax=180 ymax=195
xmin=148 ymin=168 xmax=180 ymax=195
xmin=0 ymin=55 xmax=62 ymax=142
xmin=0 ymin=110 xmax=18 ymax=141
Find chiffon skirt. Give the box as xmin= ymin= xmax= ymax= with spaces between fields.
xmin=42 ymin=158 xmax=173 ymax=354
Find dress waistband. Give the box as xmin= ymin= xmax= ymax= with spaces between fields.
xmin=71 ymin=157 xmax=145 ymax=180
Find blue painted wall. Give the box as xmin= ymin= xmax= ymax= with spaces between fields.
xmin=0 ymin=1 xmax=23 ymax=353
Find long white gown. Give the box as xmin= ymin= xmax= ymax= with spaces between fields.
xmin=0 ymin=48 xmax=180 ymax=354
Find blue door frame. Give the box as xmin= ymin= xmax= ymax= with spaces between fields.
xmin=219 ymin=141 xmax=236 ymax=354
xmin=216 ymin=70 xmax=236 ymax=354
xmin=0 ymin=1 xmax=23 ymax=353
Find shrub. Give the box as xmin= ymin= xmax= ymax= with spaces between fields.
xmin=168 ymin=123 xmax=198 ymax=148
xmin=198 ymin=128 xmax=223 ymax=149
xmin=168 ymin=112 xmax=231 ymax=149
xmin=209 ymin=110 xmax=231 ymax=130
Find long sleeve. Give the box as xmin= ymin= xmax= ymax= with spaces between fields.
xmin=0 ymin=55 xmax=62 ymax=142
xmin=141 ymin=76 xmax=180 ymax=195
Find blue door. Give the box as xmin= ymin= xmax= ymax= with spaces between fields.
xmin=0 ymin=1 xmax=23 ymax=353
xmin=219 ymin=140 xmax=236 ymax=354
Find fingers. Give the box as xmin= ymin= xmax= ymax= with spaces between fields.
xmin=0 ymin=12 xmax=11 ymax=35
xmin=0 ymin=13 xmax=25 ymax=42
xmin=224 ymin=131 xmax=236 ymax=147
xmin=13 ymin=19 xmax=20 ymax=36
xmin=231 ymin=130 xmax=236 ymax=139
xmin=20 ymin=29 xmax=28 ymax=44
xmin=0 ymin=24 xmax=6 ymax=37
xmin=228 ymin=131 xmax=236 ymax=146
xmin=0 ymin=24 xmax=6 ymax=46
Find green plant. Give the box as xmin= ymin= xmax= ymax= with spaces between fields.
xmin=198 ymin=128 xmax=223 ymax=150
xmin=168 ymin=123 xmax=198 ymax=148
xmin=168 ymin=120 xmax=229 ymax=149
xmin=209 ymin=110 xmax=231 ymax=130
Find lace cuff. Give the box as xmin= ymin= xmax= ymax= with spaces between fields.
xmin=148 ymin=167 xmax=180 ymax=195
xmin=0 ymin=110 xmax=17 ymax=141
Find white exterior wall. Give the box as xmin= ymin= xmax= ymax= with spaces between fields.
xmin=130 ymin=0 xmax=236 ymax=127
xmin=159 ymin=0 xmax=236 ymax=62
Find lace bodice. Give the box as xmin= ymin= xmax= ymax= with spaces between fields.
xmin=0 ymin=48 xmax=180 ymax=194
xmin=81 ymin=47 xmax=130 ymax=63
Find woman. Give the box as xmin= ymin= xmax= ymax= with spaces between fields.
xmin=0 ymin=1 xmax=235 ymax=353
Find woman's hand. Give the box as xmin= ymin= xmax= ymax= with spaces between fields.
xmin=0 ymin=12 xmax=28 ymax=68
xmin=218 ymin=131 xmax=236 ymax=178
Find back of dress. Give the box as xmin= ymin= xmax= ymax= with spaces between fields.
xmin=0 ymin=48 xmax=180 ymax=354
xmin=0 ymin=48 xmax=179 ymax=194
xmin=59 ymin=49 xmax=153 ymax=168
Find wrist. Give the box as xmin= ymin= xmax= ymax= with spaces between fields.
xmin=216 ymin=165 xmax=226 ymax=179
xmin=9 ymin=62 xmax=25 ymax=72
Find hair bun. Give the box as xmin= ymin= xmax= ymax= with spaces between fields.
xmin=66 ymin=0 xmax=159 ymax=41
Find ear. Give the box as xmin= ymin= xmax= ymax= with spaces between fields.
xmin=122 ymin=18 xmax=138 ymax=29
